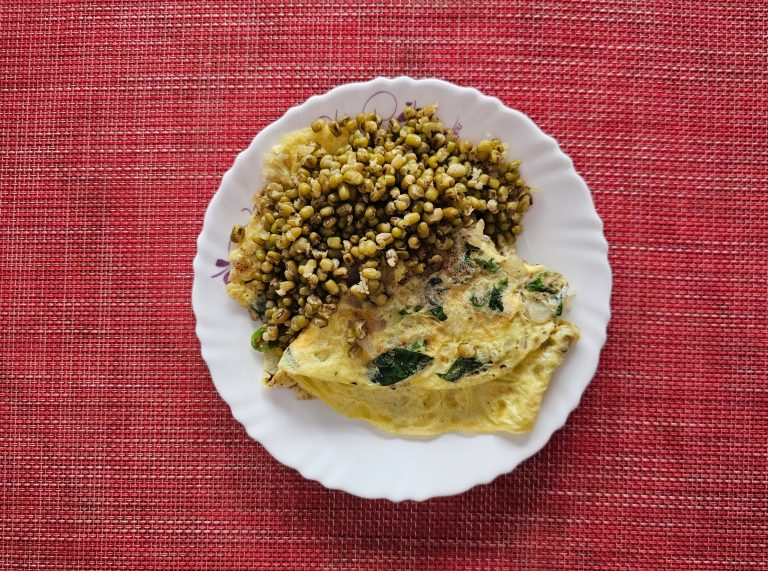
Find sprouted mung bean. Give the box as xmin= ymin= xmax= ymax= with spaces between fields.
xmin=228 ymin=104 xmax=534 ymax=349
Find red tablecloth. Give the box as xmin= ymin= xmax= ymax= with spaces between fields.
xmin=3 ymin=2 xmax=767 ymax=569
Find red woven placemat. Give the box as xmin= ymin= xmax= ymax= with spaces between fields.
xmin=2 ymin=1 xmax=767 ymax=569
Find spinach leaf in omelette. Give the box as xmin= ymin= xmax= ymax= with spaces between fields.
xmin=488 ymin=277 xmax=509 ymax=312
xmin=408 ymin=339 xmax=427 ymax=351
xmin=525 ymin=272 xmax=560 ymax=294
xmin=469 ymin=289 xmax=490 ymax=307
xmin=438 ymin=357 xmax=487 ymax=382
xmin=369 ymin=347 xmax=433 ymax=386
xmin=429 ymin=305 xmax=448 ymax=321
xmin=471 ymin=257 xmax=500 ymax=273
xmin=398 ymin=305 xmax=423 ymax=316
xmin=554 ymin=287 xmax=568 ymax=317
xmin=463 ymin=242 xmax=500 ymax=273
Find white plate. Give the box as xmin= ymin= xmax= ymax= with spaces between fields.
xmin=193 ymin=77 xmax=611 ymax=502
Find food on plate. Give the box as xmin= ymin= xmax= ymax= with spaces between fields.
xmin=226 ymin=104 xmax=579 ymax=435
xmin=273 ymin=224 xmax=579 ymax=435
xmin=227 ymin=105 xmax=533 ymax=348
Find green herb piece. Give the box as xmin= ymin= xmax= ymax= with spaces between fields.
xmin=488 ymin=288 xmax=504 ymax=312
xmin=252 ymin=297 xmax=268 ymax=319
xmin=438 ymin=357 xmax=487 ymax=382
xmin=429 ymin=305 xmax=448 ymax=321
xmin=554 ymin=287 xmax=568 ymax=317
xmin=471 ymin=257 xmax=500 ymax=273
xmin=525 ymin=272 xmax=557 ymax=293
xmin=469 ymin=290 xmax=490 ymax=307
xmin=399 ymin=305 xmax=423 ymax=316
xmin=462 ymin=242 xmax=481 ymax=263
xmin=489 ymin=277 xmax=509 ymax=312
xmin=250 ymin=326 xmax=276 ymax=351
xmin=369 ymin=348 xmax=433 ymax=386
xmin=427 ymin=276 xmax=443 ymax=287
xmin=408 ymin=339 xmax=426 ymax=351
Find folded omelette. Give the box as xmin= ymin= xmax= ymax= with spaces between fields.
xmin=267 ymin=223 xmax=579 ymax=436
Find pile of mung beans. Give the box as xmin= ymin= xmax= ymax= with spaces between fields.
xmin=229 ymin=104 xmax=533 ymax=349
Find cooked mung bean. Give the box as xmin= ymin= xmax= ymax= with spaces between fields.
xmin=228 ymin=104 xmax=533 ymax=348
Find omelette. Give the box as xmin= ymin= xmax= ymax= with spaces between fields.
xmin=268 ymin=223 xmax=579 ymax=435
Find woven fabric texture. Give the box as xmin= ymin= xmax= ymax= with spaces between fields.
xmin=2 ymin=1 xmax=767 ymax=569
